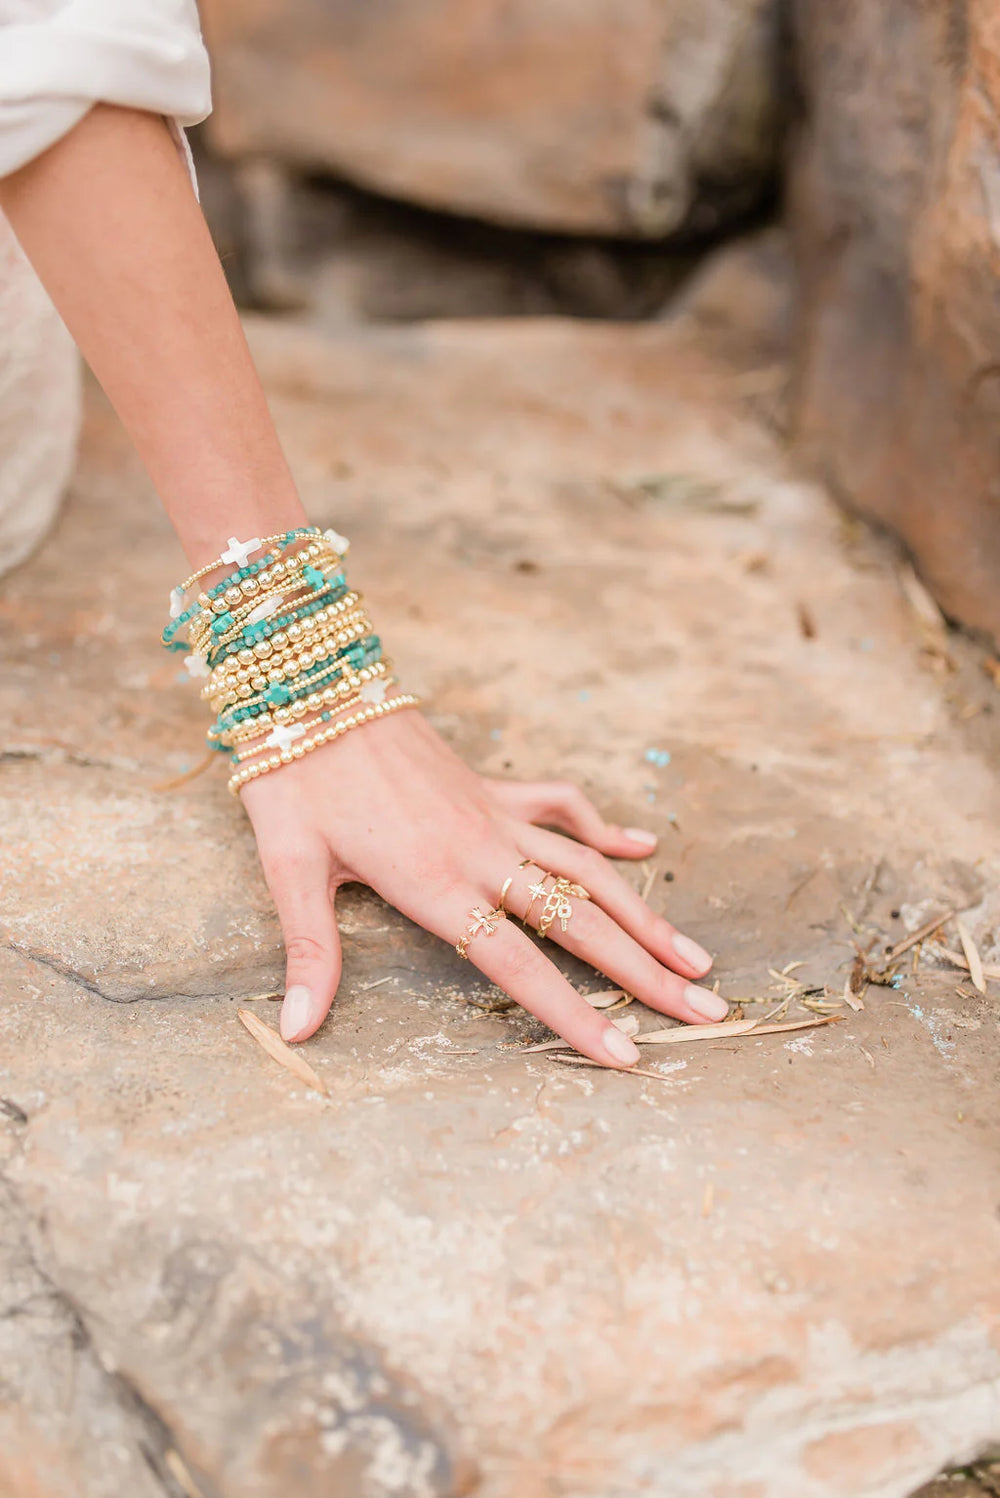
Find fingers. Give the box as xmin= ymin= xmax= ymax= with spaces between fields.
xmin=258 ymin=841 xmax=343 ymax=1043
xmin=489 ymin=778 xmax=658 ymax=860
xmin=501 ymin=861 xmax=726 ymax=1025
xmin=516 ymin=825 xmax=715 ymax=983
xmin=419 ymin=887 xmax=641 ymax=1069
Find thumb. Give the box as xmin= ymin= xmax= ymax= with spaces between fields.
xmin=261 ymin=845 xmax=343 ymax=1043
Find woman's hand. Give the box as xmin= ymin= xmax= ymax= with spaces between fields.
xmin=240 ymin=709 xmax=726 ymax=1069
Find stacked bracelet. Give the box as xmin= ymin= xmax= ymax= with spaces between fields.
xmin=162 ymin=526 xmax=419 ymax=794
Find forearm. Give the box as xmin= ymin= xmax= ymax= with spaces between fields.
xmin=0 ymin=104 xmax=305 ymax=571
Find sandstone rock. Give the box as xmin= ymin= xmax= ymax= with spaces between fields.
xmin=789 ymin=1 xmax=1000 ymax=645
xmin=0 ymin=213 xmax=80 ymax=580
xmin=199 ymin=0 xmax=784 ymax=237
xmin=1 ymin=309 xmax=999 ymax=1496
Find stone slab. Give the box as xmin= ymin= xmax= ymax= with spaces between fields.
xmin=1 ymin=277 xmax=999 ymax=1496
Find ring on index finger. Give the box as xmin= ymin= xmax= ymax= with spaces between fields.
xmin=455 ymin=904 xmax=507 ymax=960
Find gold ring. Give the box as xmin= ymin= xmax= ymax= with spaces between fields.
xmin=534 ymin=876 xmax=591 ymax=940
xmin=455 ymin=905 xmax=507 ymax=960
xmin=498 ymin=858 xmax=532 ymax=914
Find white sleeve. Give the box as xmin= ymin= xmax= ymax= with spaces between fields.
xmin=0 ymin=0 xmax=212 ymax=182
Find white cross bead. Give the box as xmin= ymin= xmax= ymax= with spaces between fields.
xmin=245 ymin=594 xmax=284 ymax=626
xmin=323 ymin=528 xmax=350 ymax=556
xmin=265 ymin=722 xmax=306 ymax=753
xmin=168 ymin=587 xmax=186 ymax=620
xmin=220 ymin=535 xmax=262 ymax=568
xmin=359 ymin=678 xmax=387 ymax=704
xmin=184 ymin=653 xmax=210 ymax=679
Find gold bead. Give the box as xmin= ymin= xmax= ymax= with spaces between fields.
xmin=238 ymin=648 xmax=255 ymax=666
xmin=251 ymin=675 xmax=266 ymax=691
xmin=272 ymin=631 xmax=288 ymax=649
xmin=237 ymin=684 xmax=252 ymax=698
xmin=291 ymin=745 xmax=305 ymax=759
xmin=241 ymin=578 xmax=259 ymax=595
xmin=225 ymin=586 xmax=242 ymax=605
xmin=287 ymin=623 xmax=302 ymax=641
xmin=252 ymin=641 xmax=271 ymax=659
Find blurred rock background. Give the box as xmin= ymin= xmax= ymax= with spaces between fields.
xmin=192 ymin=0 xmax=1000 ymax=646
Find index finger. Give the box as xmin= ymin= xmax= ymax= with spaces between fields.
xmin=461 ymin=913 xmax=641 ymax=1069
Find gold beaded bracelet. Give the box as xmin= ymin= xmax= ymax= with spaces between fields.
xmin=209 ymin=589 xmax=364 ymax=685
xmin=203 ymin=614 xmax=373 ymax=714
xmin=227 ymin=693 xmax=419 ymax=796
xmin=188 ymin=542 xmax=346 ymax=654
xmin=214 ymin=661 xmax=394 ymax=751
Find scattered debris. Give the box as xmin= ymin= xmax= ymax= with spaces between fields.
xmin=955 ymin=918 xmax=987 ymax=995
xmin=938 ymin=947 xmax=1000 ymax=983
xmin=843 ymin=975 xmax=865 ymax=1013
xmin=358 ymin=974 xmax=395 ymax=992
xmin=241 ymin=989 xmax=283 ymax=1003
xmin=164 ymin=1450 xmax=206 ymax=1498
xmin=701 ymin=1181 xmax=715 ymax=1218
xmin=897 ymin=561 xmax=956 ymax=671
xmin=644 ymin=747 xmax=671 ymax=768
xmin=796 ymin=601 xmax=817 ymax=639
xmin=237 ymin=1007 xmax=329 ymax=1096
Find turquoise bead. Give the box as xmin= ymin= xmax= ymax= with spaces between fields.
xmin=264 ymin=683 xmax=291 ymax=707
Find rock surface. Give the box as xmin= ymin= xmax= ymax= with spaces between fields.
xmin=2 ymin=267 xmax=1000 ymax=1497
xmin=789 ymin=0 xmax=1000 ymax=645
xmin=199 ymin=0 xmax=784 ymax=237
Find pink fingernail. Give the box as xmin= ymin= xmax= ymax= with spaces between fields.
xmin=279 ymin=984 xmax=314 ymax=1041
xmin=673 ymin=933 xmax=713 ymax=973
xmin=685 ymin=984 xmax=729 ymax=1022
xmin=624 ymin=827 xmax=658 ymax=850
xmin=603 ymin=1026 xmax=640 ymax=1066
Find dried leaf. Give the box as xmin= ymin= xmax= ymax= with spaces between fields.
xmin=237 ymin=1008 xmax=329 ymax=1095
xmin=956 ymin=918 xmax=987 ymax=995
xmin=635 ymin=1015 xmax=843 ymax=1045
xmin=898 ymin=561 xmax=948 ymax=634
xmin=242 ymin=990 xmax=283 ymax=1003
xmin=582 ymin=989 xmax=628 ymax=1009
xmin=613 ymin=1012 xmax=640 ymax=1037
xmin=937 ymin=947 xmax=1000 ymax=983
xmin=884 ymin=908 xmax=956 ymax=964
xmin=701 ymin=1181 xmax=715 ymax=1218
xmin=548 ymin=1054 xmax=677 ymax=1081
xmin=164 ymin=1450 xmax=206 ymax=1498
xmin=843 ymin=975 xmax=865 ymax=1013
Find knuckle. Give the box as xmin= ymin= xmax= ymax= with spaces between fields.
xmin=575 ymin=845 xmax=605 ymax=876
xmin=283 ymin=932 xmax=330 ymax=967
xmin=499 ymin=941 xmax=543 ymax=986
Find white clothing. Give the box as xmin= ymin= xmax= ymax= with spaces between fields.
xmin=0 ymin=0 xmax=212 ymax=178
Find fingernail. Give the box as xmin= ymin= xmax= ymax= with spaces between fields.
xmin=685 ymin=984 xmax=729 ymax=1022
xmin=673 ymin=933 xmax=713 ymax=973
xmin=603 ymin=1025 xmax=640 ymax=1066
xmin=279 ymin=983 xmax=314 ymax=1041
xmin=624 ymin=827 xmax=658 ymax=850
